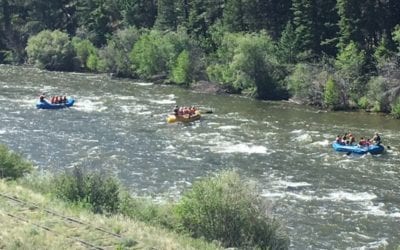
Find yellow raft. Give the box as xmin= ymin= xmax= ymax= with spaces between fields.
xmin=166 ymin=111 xmax=201 ymax=123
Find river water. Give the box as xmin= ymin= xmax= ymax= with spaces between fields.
xmin=1 ymin=65 xmax=399 ymax=249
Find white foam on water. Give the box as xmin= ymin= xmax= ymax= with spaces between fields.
xmin=132 ymin=82 xmax=153 ymax=86
xmin=323 ymin=191 xmax=377 ymax=202
xmin=148 ymin=99 xmax=176 ymax=105
xmin=260 ymin=191 xmax=285 ymax=199
xmin=274 ymin=180 xmax=313 ymax=188
xmin=74 ymin=99 xmax=107 ymax=113
xmin=117 ymin=96 xmax=139 ymax=101
xmin=292 ymin=133 xmax=313 ymax=143
xmin=0 ymin=129 xmax=6 ymax=134
xmin=290 ymin=129 xmax=304 ymax=134
xmin=311 ymin=139 xmax=331 ymax=147
xmin=210 ymin=142 xmax=268 ymax=154
xmin=217 ymin=125 xmax=240 ymax=130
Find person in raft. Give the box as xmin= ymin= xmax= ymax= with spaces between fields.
xmin=371 ymin=132 xmax=381 ymax=145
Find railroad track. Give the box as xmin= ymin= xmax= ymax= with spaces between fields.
xmin=0 ymin=192 xmax=137 ymax=249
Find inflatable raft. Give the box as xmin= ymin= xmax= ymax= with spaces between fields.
xmin=166 ymin=111 xmax=201 ymax=123
xmin=36 ymin=98 xmax=75 ymax=109
xmin=332 ymin=142 xmax=384 ymax=155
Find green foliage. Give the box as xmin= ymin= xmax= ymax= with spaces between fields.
xmin=335 ymin=41 xmax=367 ymax=101
xmin=393 ymin=25 xmax=400 ymax=52
xmin=174 ymin=170 xmax=289 ymax=249
xmin=365 ymin=76 xmax=390 ymax=112
xmin=357 ymin=96 xmax=370 ymax=110
xmin=207 ymin=32 xmax=286 ymax=99
xmin=121 ymin=0 xmax=156 ymax=29
xmin=374 ymin=36 xmax=392 ymax=65
xmin=171 ymin=50 xmax=191 ymax=85
xmin=26 ymin=30 xmax=75 ymax=71
xmin=287 ymin=64 xmax=312 ymax=99
xmin=291 ymin=0 xmax=316 ymax=59
xmin=155 ymin=0 xmax=177 ymax=30
xmin=391 ymin=98 xmax=400 ymax=119
xmin=130 ymin=30 xmax=189 ymax=79
xmin=278 ymin=22 xmax=299 ymax=64
xmin=119 ymin=192 xmax=177 ymax=229
xmin=324 ymin=76 xmax=340 ymax=109
xmin=53 ymin=167 xmax=120 ymax=214
xmin=97 ymin=27 xmax=140 ymax=77
xmin=71 ymin=37 xmax=98 ymax=71
xmin=0 ymin=145 xmax=33 ymax=180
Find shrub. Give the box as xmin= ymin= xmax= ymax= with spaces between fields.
xmin=26 ymin=30 xmax=75 ymax=71
xmin=53 ymin=167 xmax=120 ymax=214
xmin=391 ymin=98 xmax=400 ymax=119
xmin=130 ymin=29 xmax=189 ymax=79
xmin=207 ymin=32 xmax=287 ymax=99
xmin=71 ymin=37 xmax=98 ymax=71
xmin=171 ymin=50 xmax=191 ymax=85
xmin=119 ymin=192 xmax=177 ymax=229
xmin=96 ymin=27 xmax=140 ymax=77
xmin=0 ymin=145 xmax=33 ymax=180
xmin=324 ymin=76 xmax=341 ymax=110
xmin=174 ymin=170 xmax=289 ymax=249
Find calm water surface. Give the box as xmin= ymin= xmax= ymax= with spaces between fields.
xmin=1 ymin=65 xmax=399 ymax=249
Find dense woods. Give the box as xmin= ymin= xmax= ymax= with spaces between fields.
xmin=1 ymin=0 xmax=400 ymax=116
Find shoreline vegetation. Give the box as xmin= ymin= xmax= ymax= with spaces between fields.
xmin=0 ymin=144 xmax=290 ymax=249
xmin=1 ymin=1 xmax=400 ymax=118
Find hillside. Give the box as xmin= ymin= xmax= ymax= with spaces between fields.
xmin=0 ymin=180 xmax=219 ymax=250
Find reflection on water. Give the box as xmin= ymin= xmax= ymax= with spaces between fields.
xmin=1 ymin=65 xmax=399 ymax=249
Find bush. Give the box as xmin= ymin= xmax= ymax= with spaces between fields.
xmin=119 ymin=192 xmax=177 ymax=229
xmin=53 ymin=167 xmax=120 ymax=214
xmin=174 ymin=170 xmax=289 ymax=249
xmin=71 ymin=37 xmax=98 ymax=71
xmin=324 ymin=76 xmax=341 ymax=110
xmin=207 ymin=32 xmax=287 ymax=99
xmin=130 ymin=29 xmax=189 ymax=79
xmin=391 ymin=98 xmax=400 ymax=119
xmin=26 ymin=30 xmax=75 ymax=71
xmin=96 ymin=27 xmax=140 ymax=77
xmin=170 ymin=50 xmax=191 ymax=85
xmin=0 ymin=145 xmax=33 ymax=180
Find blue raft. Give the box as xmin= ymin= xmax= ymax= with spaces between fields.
xmin=36 ymin=98 xmax=75 ymax=109
xmin=332 ymin=142 xmax=384 ymax=155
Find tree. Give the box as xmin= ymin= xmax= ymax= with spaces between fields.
xmin=121 ymin=0 xmax=156 ymax=29
xmin=154 ymin=0 xmax=177 ymax=30
xmin=324 ymin=76 xmax=340 ymax=109
xmin=26 ymin=30 xmax=75 ymax=71
xmin=171 ymin=50 xmax=191 ymax=85
xmin=291 ymin=0 xmax=316 ymax=60
xmin=207 ymin=32 xmax=286 ymax=99
xmin=278 ymin=21 xmax=299 ymax=64
xmin=335 ymin=41 xmax=367 ymax=102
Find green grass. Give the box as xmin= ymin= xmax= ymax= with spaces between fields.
xmin=0 ymin=180 xmax=221 ymax=250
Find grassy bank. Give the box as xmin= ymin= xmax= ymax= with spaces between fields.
xmin=0 ymin=144 xmax=289 ymax=249
xmin=0 ymin=180 xmax=220 ymax=250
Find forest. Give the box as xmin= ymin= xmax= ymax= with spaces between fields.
xmin=1 ymin=0 xmax=400 ymax=116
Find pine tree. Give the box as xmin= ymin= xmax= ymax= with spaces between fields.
xmin=155 ymin=0 xmax=177 ymax=30
xmin=121 ymin=0 xmax=156 ymax=28
xmin=291 ymin=0 xmax=316 ymax=60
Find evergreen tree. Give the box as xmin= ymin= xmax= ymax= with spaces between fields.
xmin=155 ymin=0 xmax=177 ymax=30
xmin=223 ymin=0 xmax=245 ymax=32
xmin=121 ymin=0 xmax=156 ymax=28
xmin=291 ymin=0 xmax=317 ymax=60
xmin=278 ymin=22 xmax=299 ymax=64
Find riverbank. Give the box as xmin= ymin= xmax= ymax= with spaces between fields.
xmin=0 ymin=180 xmax=220 ymax=250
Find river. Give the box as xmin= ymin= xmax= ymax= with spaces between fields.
xmin=1 ymin=65 xmax=399 ymax=249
